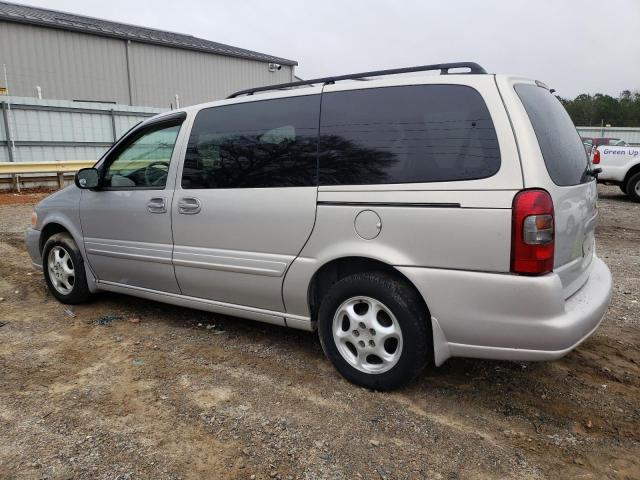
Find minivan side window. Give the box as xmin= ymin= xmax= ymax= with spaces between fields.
xmin=318 ymin=85 xmax=501 ymax=185
xmin=182 ymin=95 xmax=321 ymax=189
xmin=103 ymin=123 xmax=181 ymax=188
xmin=515 ymin=84 xmax=589 ymax=186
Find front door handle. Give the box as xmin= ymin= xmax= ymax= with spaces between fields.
xmin=147 ymin=197 xmax=166 ymax=213
xmin=178 ymin=197 xmax=201 ymax=215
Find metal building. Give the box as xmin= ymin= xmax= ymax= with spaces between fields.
xmin=0 ymin=1 xmax=297 ymax=108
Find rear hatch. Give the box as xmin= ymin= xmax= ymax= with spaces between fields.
xmin=515 ymin=84 xmax=598 ymax=298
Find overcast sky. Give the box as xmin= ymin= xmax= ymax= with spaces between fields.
xmin=10 ymin=0 xmax=640 ymax=98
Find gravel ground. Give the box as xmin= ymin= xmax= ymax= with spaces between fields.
xmin=0 ymin=185 xmax=638 ymax=480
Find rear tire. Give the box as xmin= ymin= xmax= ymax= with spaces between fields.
xmin=42 ymin=232 xmax=91 ymax=304
xmin=625 ymin=172 xmax=640 ymax=202
xmin=317 ymin=272 xmax=431 ymax=390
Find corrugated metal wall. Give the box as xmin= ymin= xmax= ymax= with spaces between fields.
xmin=0 ymin=21 xmax=295 ymax=108
xmin=0 ymin=96 xmax=163 ymax=164
xmin=0 ymin=22 xmax=132 ymax=104
xmin=129 ymin=42 xmax=293 ymax=107
xmin=576 ymin=127 xmax=640 ymax=145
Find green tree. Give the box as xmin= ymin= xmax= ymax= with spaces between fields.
xmin=559 ymin=90 xmax=640 ymax=127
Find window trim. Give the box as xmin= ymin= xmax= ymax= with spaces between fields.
xmin=95 ymin=112 xmax=187 ymax=191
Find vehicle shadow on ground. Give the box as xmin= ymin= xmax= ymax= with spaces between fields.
xmin=597 ymin=190 xmax=634 ymax=202
xmin=40 ymin=277 xmax=541 ymax=392
xmin=88 ymin=289 xmax=552 ymax=395
xmin=87 ymin=289 xmax=322 ymax=351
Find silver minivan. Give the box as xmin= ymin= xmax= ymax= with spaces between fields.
xmin=25 ymin=63 xmax=612 ymax=390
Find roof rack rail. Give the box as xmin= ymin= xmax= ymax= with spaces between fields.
xmin=227 ymin=62 xmax=487 ymax=99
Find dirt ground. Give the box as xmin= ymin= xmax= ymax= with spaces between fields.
xmin=0 ymin=185 xmax=638 ymax=480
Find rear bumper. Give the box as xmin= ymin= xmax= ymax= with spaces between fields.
xmin=25 ymin=227 xmax=42 ymax=269
xmin=398 ymin=257 xmax=612 ymax=365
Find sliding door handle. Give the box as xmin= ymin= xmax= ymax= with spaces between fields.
xmin=178 ymin=197 xmax=201 ymax=215
xmin=147 ymin=197 xmax=166 ymax=213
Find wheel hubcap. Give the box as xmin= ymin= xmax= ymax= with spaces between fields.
xmin=634 ymin=179 xmax=640 ymax=196
xmin=332 ymin=296 xmax=403 ymax=374
xmin=47 ymin=246 xmax=75 ymax=295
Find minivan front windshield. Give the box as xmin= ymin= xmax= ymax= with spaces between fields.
xmin=515 ymin=84 xmax=590 ymax=186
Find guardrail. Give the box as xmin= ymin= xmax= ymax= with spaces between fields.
xmin=0 ymin=160 xmax=94 ymax=191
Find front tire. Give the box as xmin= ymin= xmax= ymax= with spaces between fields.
xmin=625 ymin=172 xmax=640 ymax=202
xmin=317 ymin=272 xmax=432 ymax=390
xmin=42 ymin=232 xmax=91 ymax=304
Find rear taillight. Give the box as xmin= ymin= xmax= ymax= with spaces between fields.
xmin=593 ymin=149 xmax=600 ymax=164
xmin=511 ymin=189 xmax=554 ymax=275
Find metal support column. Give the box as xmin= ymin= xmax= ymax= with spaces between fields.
xmin=1 ymin=101 xmax=14 ymax=162
xmin=125 ymin=40 xmax=134 ymax=105
xmin=110 ymin=109 xmax=117 ymax=141
xmin=1 ymin=101 xmax=19 ymax=191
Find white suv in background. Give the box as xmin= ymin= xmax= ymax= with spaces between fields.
xmin=26 ymin=62 xmax=612 ymax=390
xmin=592 ymin=145 xmax=640 ymax=201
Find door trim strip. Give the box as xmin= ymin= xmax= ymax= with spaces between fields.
xmin=86 ymin=247 xmax=172 ymax=264
xmin=317 ymin=201 xmax=461 ymax=208
xmin=172 ymin=256 xmax=287 ymax=277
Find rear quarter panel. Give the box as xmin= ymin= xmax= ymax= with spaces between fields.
xmin=495 ymin=75 xmax=599 ymax=297
xmin=283 ymin=76 xmax=523 ymax=318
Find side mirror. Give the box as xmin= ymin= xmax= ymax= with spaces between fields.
xmin=75 ymin=168 xmax=100 ymax=189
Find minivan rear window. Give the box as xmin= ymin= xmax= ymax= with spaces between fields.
xmin=318 ymin=84 xmax=501 ymax=185
xmin=515 ymin=84 xmax=590 ymax=186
